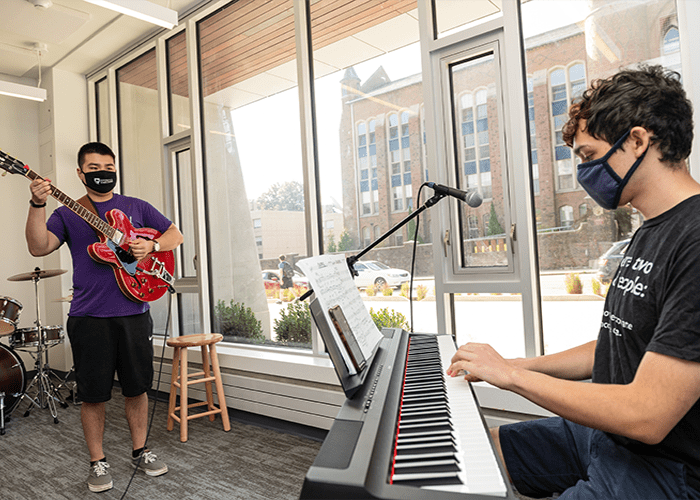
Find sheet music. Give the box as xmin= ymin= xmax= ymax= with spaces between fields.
xmin=298 ymin=255 xmax=382 ymax=375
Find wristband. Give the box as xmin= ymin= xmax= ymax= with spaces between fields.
xmin=29 ymin=199 xmax=47 ymax=208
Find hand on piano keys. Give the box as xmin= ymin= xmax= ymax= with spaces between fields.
xmin=446 ymin=342 xmax=517 ymax=391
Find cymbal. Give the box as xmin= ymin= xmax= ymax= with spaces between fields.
xmin=7 ymin=268 xmax=67 ymax=282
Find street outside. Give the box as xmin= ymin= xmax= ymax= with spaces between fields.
xmin=268 ymin=271 xmax=607 ymax=358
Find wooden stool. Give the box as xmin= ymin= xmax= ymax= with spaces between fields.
xmin=166 ymin=333 xmax=231 ymax=442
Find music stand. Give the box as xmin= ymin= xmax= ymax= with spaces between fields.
xmin=309 ymin=296 xmax=378 ymax=398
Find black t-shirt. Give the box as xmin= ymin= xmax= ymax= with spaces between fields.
xmin=593 ymin=194 xmax=700 ymax=488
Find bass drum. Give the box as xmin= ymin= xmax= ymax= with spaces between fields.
xmin=0 ymin=344 xmax=26 ymax=416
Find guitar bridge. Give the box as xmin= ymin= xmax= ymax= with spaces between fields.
xmin=137 ymin=258 xmax=175 ymax=287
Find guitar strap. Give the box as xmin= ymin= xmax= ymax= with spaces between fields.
xmin=76 ymin=195 xmax=103 ymax=240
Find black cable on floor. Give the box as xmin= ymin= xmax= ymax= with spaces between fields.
xmin=119 ymin=293 xmax=173 ymax=500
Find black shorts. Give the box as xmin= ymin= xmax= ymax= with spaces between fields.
xmin=67 ymin=311 xmax=154 ymax=403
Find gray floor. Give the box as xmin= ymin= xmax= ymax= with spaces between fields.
xmin=1 ymin=385 xmax=322 ymax=500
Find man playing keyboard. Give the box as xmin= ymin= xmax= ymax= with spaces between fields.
xmin=448 ymin=65 xmax=700 ymax=499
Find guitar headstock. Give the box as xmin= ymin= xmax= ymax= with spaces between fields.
xmin=0 ymin=150 xmax=29 ymax=177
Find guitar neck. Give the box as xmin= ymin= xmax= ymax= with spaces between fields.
xmin=23 ymin=168 xmax=116 ymax=240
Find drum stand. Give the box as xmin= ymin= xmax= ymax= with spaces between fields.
xmin=16 ymin=274 xmax=68 ymax=423
xmin=1 ymin=392 xmax=6 ymax=435
xmin=19 ymin=341 xmax=69 ymax=422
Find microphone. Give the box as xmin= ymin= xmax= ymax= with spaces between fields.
xmin=426 ymin=182 xmax=483 ymax=208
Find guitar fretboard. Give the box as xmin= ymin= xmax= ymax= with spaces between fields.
xmin=23 ymin=167 xmax=117 ymax=240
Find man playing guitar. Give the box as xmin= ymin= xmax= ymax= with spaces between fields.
xmin=25 ymin=142 xmax=183 ymax=493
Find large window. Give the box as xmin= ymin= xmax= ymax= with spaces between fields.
xmin=311 ymin=0 xmax=437 ymax=334
xmin=522 ymin=0 xmax=682 ymax=354
xmin=198 ymin=0 xmax=309 ymax=348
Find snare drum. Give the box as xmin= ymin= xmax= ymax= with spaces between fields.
xmin=0 ymin=297 xmax=22 ymax=336
xmin=0 ymin=344 xmax=26 ymax=415
xmin=10 ymin=325 xmax=64 ymax=349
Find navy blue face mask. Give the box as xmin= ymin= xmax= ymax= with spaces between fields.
xmin=576 ymin=130 xmax=648 ymax=210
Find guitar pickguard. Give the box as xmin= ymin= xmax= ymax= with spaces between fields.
xmin=106 ymin=239 xmax=138 ymax=276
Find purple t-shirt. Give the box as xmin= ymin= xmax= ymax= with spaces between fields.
xmin=47 ymin=194 xmax=172 ymax=317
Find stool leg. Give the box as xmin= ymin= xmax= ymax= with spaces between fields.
xmin=210 ymin=343 xmax=230 ymax=432
xmin=167 ymin=347 xmax=180 ymax=432
xmin=180 ymin=347 xmax=189 ymax=442
xmin=201 ymin=345 xmax=216 ymax=422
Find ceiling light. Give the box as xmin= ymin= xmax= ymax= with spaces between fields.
xmin=26 ymin=0 xmax=53 ymax=9
xmin=83 ymin=0 xmax=178 ymax=29
xmin=0 ymin=80 xmax=47 ymax=102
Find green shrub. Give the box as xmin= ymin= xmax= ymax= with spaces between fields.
xmin=400 ymin=282 xmax=410 ymax=298
xmin=592 ymin=277 xmax=608 ymax=297
xmin=565 ymin=273 xmax=583 ymax=294
xmin=369 ymin=307 xmax=409 ymax=331
xmin=416 ymin=284 xmax=428 ymax=301
xmin=381 ymin=284 xmax=393 ymax=296
xmin=274 ymin=300 xmax=311 ymax=345
xmin=365 ymin=284 xmax=377 ymax=296
xmin=214 ymin=300 xmax=264 ymax=342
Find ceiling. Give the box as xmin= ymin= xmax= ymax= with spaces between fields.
xmin=0 ymin=0 xmax=207 ymax=81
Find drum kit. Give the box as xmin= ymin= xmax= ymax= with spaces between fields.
xmin=0 ymin=267 xmax=75 ymax=435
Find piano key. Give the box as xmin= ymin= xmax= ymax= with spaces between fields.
xmin=394 ymin=451 xmax=457 ymax=461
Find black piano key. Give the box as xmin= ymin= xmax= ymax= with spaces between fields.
xmin=394 ymin=451 xmax=456 ymax=461
xmin=397 ymin=429 xmax=453 ymax=440
xmin=392 ymin=474 xmax=464 ymax=487
xmin=393 ymin=459 xmax=462 ymax=475
xmin=397 ymin=434 xmax=453 ymax=445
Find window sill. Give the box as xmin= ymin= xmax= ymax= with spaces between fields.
xmin=154 ymin=338 xmax=340 ymax=386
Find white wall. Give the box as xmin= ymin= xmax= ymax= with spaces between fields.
xmin=0 ymin=69 xmax=89 ymax=372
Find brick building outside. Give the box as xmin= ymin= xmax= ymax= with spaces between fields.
xmin=338 ymin=1 xmax=679 ymax=273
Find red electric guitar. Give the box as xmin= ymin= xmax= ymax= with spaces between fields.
xmin=0 ymin=150 xmax=175 ymax=302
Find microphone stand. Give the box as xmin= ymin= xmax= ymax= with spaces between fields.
xmin=299 ymin=192 xmax=446 ymax=301
xmin=345 ymin=193 xmax=445 ymax=275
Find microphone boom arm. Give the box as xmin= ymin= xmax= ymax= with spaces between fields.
xmin=345 ymin=192 xmax=446 ymax=275
xmin=298 ymin=191 xmax=447 ymax=302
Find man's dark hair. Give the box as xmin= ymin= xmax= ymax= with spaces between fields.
xmin=77 ymin=142 xmax=116 ymax=168
xmin=562 ymin=64 xmax=693 ymax=165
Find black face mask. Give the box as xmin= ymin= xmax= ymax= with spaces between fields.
xmin=81 ymin=170 xmax=117 ymax=194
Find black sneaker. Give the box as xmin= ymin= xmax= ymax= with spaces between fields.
xmin=132 ymin=450 xmax=168 ymax=477
xmin=88 ymin=461 xmax=113 ymax=492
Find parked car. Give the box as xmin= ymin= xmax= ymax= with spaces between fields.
xmin=595 ymin=238 xmax=631 ymax=284
xmin=261 ymin=269 xmax=310 ymax=287
xmin=351 ymin=260 xmax=410 ymax=289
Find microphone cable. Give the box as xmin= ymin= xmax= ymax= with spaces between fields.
xmin=119 ymin=292 xmax=174 ymax=500
xmin=407 ymin=183 xmax=429 ymax=333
